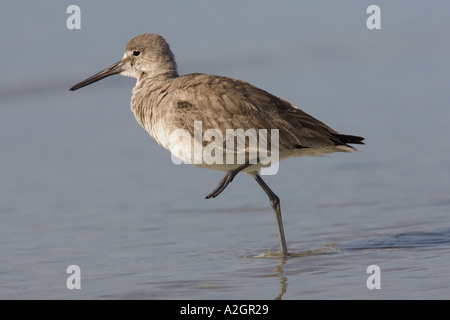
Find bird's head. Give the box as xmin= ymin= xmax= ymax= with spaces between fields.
xmin=70 ymin=33 xmax=177 ymax=91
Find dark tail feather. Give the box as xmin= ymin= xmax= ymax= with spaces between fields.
xmin=333 ymin=134 xmax=365 ymax=145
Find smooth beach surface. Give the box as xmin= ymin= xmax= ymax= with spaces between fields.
xmin=1 ymin=1 xmax=450 ymax=299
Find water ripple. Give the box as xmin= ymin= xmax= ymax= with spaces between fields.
xmin=341 ymin=229 xmax=450 ymax=250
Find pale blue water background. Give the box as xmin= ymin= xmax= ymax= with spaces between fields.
xmin=1 ymin=1 xmax=450 ymax=299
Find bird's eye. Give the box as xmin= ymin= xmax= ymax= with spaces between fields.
xmin=133 ymin=50 xmax=141 ymax=57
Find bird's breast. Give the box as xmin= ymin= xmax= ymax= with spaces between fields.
xmin=130 ymin=83 xmax=181 ymax=153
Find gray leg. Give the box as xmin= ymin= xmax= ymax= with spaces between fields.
xmin=253 ymin=174 xmax=288 ymax=256
xmin=205 ymin=162 xmax=253 ymax=199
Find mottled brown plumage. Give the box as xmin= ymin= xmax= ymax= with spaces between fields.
xmin=70 ymin=33 xmax=364 ymax=256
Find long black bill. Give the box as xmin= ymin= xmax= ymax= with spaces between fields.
xmin=70 ymin=60 xmax=124 ymax=91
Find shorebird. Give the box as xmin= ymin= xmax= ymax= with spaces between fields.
xmin=70 ymin=33 xmax=364 ymax=256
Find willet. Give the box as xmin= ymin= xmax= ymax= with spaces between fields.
xmin=70 ymin=33 xmax=364 ymax=256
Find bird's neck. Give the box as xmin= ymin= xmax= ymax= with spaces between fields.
xmin=138 ymin=58 xmax=178 ymax=81
xmin=134 ymin=72 xmax=176 ymax=95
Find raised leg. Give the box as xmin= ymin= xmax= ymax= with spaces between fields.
xmin=252 ymin=173 xmax=288 ymax=256
xmin=205 ymin=162 xmax=253 ymax=199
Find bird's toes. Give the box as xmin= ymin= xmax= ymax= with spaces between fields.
xmin=205 ymin=191 xmax=218 ymax=199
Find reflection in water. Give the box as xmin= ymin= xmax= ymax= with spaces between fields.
xmin=274 ymin=260 xmax=287 ymax=300
xmin=252 ymin=245 xmax=340 ymax=299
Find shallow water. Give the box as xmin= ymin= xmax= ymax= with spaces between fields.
xmin=1 ymin=1 xmax=450 ymax=299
